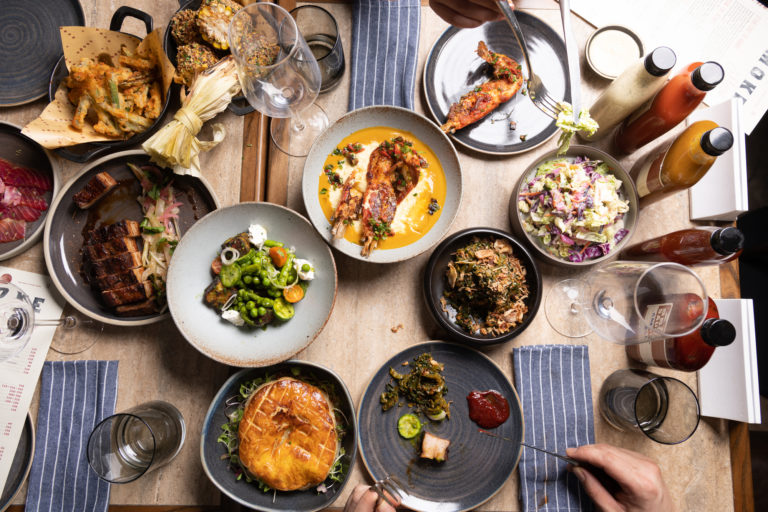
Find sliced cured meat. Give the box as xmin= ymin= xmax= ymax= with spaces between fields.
xmin=1 ymin=186 xmax=49 ymax=210
xmin=0 ymin=205 xmax=42 ymax=222
xmin=0 ymin=218 xmax=26 ymax=242
xmin=0 ymin=157 xmax=52 ymax=191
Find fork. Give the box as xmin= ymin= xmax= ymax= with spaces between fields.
xmin=496 ymin=0 xmax=562 ymax=120
xmin=372 ymin=475 xmax=405 ymax=508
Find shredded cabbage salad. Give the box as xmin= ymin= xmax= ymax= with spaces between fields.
xmin=518 ymin=156 xmax=630 ymax=263
xmin=556 ymin=103 xmax=599 ymax=155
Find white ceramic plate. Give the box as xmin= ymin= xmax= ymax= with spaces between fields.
xmin=302 ymin=106 xmax=462 ymax=264
xmin=166 ymin=202 xmax=337 ymax=367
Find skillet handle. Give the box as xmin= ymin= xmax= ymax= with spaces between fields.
xmin=109 ymin=6 xmax=154 ymax=36
xmin=227 ymin=97 xmax=255 ymax=116
xmin=54 ymin=144 xmax=117 ymax=164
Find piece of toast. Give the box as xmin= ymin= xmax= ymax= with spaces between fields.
xmin=85 ymin=220 xmax=141 ymax=245
xmin=100 ymin=281 xmax=154 ymax=307
xmin=84 ymin=237 xmax=141 ymax=261
xmin=73 ymin=172 xmax=118 ymax=209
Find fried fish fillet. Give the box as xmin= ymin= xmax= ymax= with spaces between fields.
xmin=238 ymin=377 xmax=338 ymax=491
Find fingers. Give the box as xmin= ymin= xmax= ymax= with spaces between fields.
xmin=565 ymin=443 xmax=653 ymax=488
xmin=571 ymin=466 xmax=623 ymax=512
xmin=429 ymin=0 xmax=504 ymax=28
xmin=344 ymin=485 xmax=398 ymax=512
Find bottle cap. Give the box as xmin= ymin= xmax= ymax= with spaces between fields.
xmin=644 ymin=47 xmax=676 ymax=76
xmin=701 ymin=318 xmax=736 ymax=347
xmin=691 ymin=62 xmax=725 ymax=91
xmin=711 ymin=227 xmax=745 ymax=255
xmin=701 ymin=127 xmax=734 ymax=156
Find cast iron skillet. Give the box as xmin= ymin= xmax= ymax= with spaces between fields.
xmin=47 ymin=6 xmax=172 ymax=163
xmin=163 ymin=0 xmax=253 ymax=116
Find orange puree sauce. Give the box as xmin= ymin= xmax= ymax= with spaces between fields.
xmin=318 ymin=126 xmax=447 ymax=251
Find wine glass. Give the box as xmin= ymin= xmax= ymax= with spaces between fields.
xmin=229 ymin=2 xmax=329 ymax=157
xmin=544 ymin=261 xmax=708 ymax=344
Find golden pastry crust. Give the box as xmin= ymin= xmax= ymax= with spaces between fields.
xmin=238 ymin=377 xmax=338 ymax=491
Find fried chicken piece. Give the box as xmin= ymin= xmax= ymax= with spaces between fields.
xmin=441 ymin=41 xmax=524 ymax=133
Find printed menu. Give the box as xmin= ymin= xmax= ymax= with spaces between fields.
xmin=0 ymin=267 xmax=62 ymax=491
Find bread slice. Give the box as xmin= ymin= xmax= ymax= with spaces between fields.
xmin=115 ymin=297 xmax=159 ymax=316
xmin=73 ymin=172 xmax=118 ymax=209
xmin=100 ymin=281 xmax=154 ymax=307
xmin=86 ymin=251 xmax=143 ymax=278
xmin=84 ymin=237 xmax=141 ymax=261
xmin=85 ymin=220 xmax=141 ymax=245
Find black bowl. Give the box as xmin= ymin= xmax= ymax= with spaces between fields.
xmin=423 ymin=227 xmax=542 ymax=346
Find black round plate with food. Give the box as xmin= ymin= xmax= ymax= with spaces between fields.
xmin=0 ymin=413 xmax=34 ymax=511
xmin=43 ymin=150 xmax=218 ymax=326
xmin=47 ymin=7 xmax=172 ymax=163
xmin=358 ymin=341 xmax=523 ymax=512
xmin=163 ymin=0 xmax=253 ymax=116
xmin=423 ymin=15 xmax=568 ymax=155
xmin=201 ymin=362 xmax=357 ymax=512
xmin=0 ymin=121 xmax=59 ymax=262
xmin=424 ymin=227 xmax=541 ymax=346
xmin=0 ymin=0 xmax=84 ymax=106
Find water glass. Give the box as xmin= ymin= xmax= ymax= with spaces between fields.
xmin=290 ymin=5 xmax=345 ymax=93
xmin=599 ymin=369 xmax=700 ymax=444
xmin=0 ymin=282 xmax=34 ymax=363
xmin=87 ymin=401 xmax=186 ymax=483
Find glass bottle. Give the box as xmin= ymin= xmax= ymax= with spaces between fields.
xmin=582 ymin=47 xmax=676 ymax=142
xmin=620 ymin=226 xmax=744 ymax=265
xmin=626 ymin=297 xmax=735 ymax=371
xmin=631 ymin=120 xmax=733 ymax=205
xmin=614 ymin=61 xmax=724 ymax=153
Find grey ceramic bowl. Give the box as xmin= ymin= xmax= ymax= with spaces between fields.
xmin=201 ymin=361 xmax=356 ymax=511
xmin=301 ymin=105 xmax=462 ymax=264
xmin=508 ymin=145 xmax=639 ymax=268
xmin=166 ymin=202 xmax=337 ymax=367
xmin=0 ymin=121 xmax=59 ymax=261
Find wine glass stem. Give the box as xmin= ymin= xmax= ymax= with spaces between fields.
xmin=292 ymin=107 xmax=306 ymax=132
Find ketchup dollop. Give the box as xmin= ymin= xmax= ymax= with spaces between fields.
xmin=467 ymin=390 xmax=510 ymax=429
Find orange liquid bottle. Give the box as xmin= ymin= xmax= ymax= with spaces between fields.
xmin=615 ymin=61 xmax=724 ymax=154
xmin=620 ymin=226 xmax=744 ymax=265
xmin=630 ymin=120 xmax=733 ymax=205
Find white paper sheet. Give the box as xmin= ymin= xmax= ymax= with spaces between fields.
xmin=0 ymin=268 xmax=62 ymax=491
xmin=570 ymin=0 xmax=768 ymax=134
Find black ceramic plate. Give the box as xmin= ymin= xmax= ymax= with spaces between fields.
xmin=0 ymin=122 xmax=59 ymax=261
xmin=423 ymin=228 xmax=542 ymax=346
xmin=0 ymin=0 xmax=84 ymax=106
xmin=0 ymin=413 xmax=34 ymax=511
xmin=423 ymin=15 xmax=569 ymax=155
xmin=358 ymin=341 xmax=524 ymax=512
xmin=43 ymin=150 xmax=218 ymax=326
xmin=201 ymin=362 xmax=357 ymax=512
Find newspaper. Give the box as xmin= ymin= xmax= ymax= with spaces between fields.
xmin=570 ymin=0 xmax=768 ymax=134
xmin=0 ymin=268 xmax=62 ymax=491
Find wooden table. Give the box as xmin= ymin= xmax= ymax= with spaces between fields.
xmin=4 ymin=0 xmax=752 ymax=510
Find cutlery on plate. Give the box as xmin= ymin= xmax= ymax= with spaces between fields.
xmin=372 ymin=475 xmax=405 ymax=508
xmin=496 ymin=0 xmax=563 ymax=120
xmin=559 ymin=0 xmax=582 ymax=122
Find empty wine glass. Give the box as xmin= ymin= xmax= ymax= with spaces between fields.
xmin=544 ymin=261 xmax=708 ymax=344
xmin=0 ymin=282 xmax=35 ymax=362
xmin=229 ymin=2 xmax=329 ymax=157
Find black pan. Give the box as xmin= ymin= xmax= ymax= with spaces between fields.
xmin=47 ymin=6 xmax=172 ymax=163
xmin=164 ymin=0 xmax=253 ymax=116
xmin=0 ymin=0 xmax=84 ymax=106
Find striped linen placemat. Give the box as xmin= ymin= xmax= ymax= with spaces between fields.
xmin=513 ymin=345 xmax=595 ymax=511
xmin=348 ymin=0 xmax=421 ymax=110
xmin=25 ymin=360 xmax=118 ymax=512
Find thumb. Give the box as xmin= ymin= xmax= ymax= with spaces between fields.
xmin=572 ymin=466 xmax=622 ymax=512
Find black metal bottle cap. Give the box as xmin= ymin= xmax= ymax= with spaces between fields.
xmin=701 ymin=127 xmax=734 ymax=156
xmin=711 ymin=227 xmax=745 ymax=255
xmin=644 ymin=47 xmax=676 ymax=76
xmin=691 ymin=61 xmax=725 ymax=91
xmin=701 ymin=318 xmax=736 ymax=347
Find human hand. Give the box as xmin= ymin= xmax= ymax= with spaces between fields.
xmin=428 ymin=0 xmax=508 ymax=28
xmin=343 ymin=484 xmax=400 ymax=512
xmin=566 ymin=444 xmax=676 ymax=512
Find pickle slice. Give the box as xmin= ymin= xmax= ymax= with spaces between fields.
xmin=397 ymin=413 xmax=422 ymax=439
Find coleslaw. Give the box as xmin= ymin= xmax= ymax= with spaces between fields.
xmin=518 ymin=156 xmax=630 ymax=262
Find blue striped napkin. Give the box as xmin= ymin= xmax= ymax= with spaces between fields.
xmin=348 ymin=0 xmax=421 ymax=110
xmin=25 ymin=361 xmax=119 ymax=512
xmin=513 ymin=345 xmax=595 ymax=512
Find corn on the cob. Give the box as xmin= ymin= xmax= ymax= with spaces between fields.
xmin=196 ymin=0 xmax=241 ymax=51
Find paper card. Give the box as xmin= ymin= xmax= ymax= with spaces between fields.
xmin=698 ymin=298 xmax=761 ymax=424
xmin=0 ymin=268 xmax=63 ymax=491
xmin=687 ymin=98 xmax=749 ymax=221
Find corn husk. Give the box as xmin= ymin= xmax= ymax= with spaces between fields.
xmin=143 ymin=56 xmax=241 ymax=177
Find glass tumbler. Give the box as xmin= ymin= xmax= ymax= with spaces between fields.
xmin=87 ymin=401 xmax=186 ymax=483
xmin=599 ymin=369 xmax=700 ymax=444
xmin=290 ymin=5 xmax=345 ymax=93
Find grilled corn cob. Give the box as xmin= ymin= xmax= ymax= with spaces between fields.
xmin=196 ymin=0 xmax=241 ymax=51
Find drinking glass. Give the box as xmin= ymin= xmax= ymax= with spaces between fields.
xmin=229 ymin=2 xmax=329 ymax=157
xmin=599 ymin=369 xmax=700 ymax=444
xmin=544 ymin=261 xmax=708 ymax=344
xmin=0 ymin=282 xmax=35 ymax=362
xmin=87 ymin=401 xmax=186 ymax=483
xmin=290 ymin=5 xmax=345 ymax=93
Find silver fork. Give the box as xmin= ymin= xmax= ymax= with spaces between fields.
xmin=496 ymin=0 xmax=562 ymax=120
xmin=372 ymin=475 xmax=405 ymax=508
